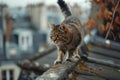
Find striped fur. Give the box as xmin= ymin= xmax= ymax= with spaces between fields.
xmin=57 ymin=0 xmax=72 ymax=18
xmin=50 ymin=0 xmax=84 ymax=65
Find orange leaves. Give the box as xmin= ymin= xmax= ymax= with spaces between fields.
xmin=96 ymin=11 xmax=103 ymax=21
xmin=93 ymin=0 xmax=120 ymax=41
xmin=86 ymin=29 xmax=91 ymax=35
xmin=106 ymin=22 xmax=113 ymax=30
xmin=83 ymin=17 xmax=96 ymax=28
xmin=93 ymin=0 xmax=101 ymax=3
xmin=84 ymin=0 xmax=120 ymax=41
xmin=99 ymin=22 xmax=114 ymax=33
xmin=99 ymin=24 xmax=105 ymax=32
xmin=83 ymin=22 xmax=88 ymax=27
xmin=96 ymin=9 xmax=112 ymax=21
xmin=89 ymin=18 xmax=96 ymax=30
xmin=103 ymin=8 xmax=112 ymax=20
xmin=116 ymin=7 xmax=120 ymax=13
xmin=83 ymin=17 xmax=96 ymax=35
xmin=106 ymin=0 xmax=111 ymax=3
xmin=95 ymin=1 xmax=113 ymax=21
xmin=100 ymin=2 xmax=105 ymax=11
xmin=115 ymin=16 xmax=120 ymax=25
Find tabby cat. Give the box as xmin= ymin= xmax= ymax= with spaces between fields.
xmin=50 ymin=0 xmax=84 ymax=65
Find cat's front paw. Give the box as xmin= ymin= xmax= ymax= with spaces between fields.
xmin=54 ymin=59 xmax=62 ymax=65
xmin=74 ymin=55 xmax=80 ymax=59
xmin=66 ymin=58 xmax=72 ymax=62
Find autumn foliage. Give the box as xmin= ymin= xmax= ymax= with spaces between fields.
xmin=83 ymin=0 xmax=120 ymax=42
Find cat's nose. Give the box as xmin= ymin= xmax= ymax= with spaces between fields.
xmin=51 ymin=37 xmax=56 ymax=41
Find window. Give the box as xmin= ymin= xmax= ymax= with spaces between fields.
xmin=1 ymin=70 xmax=14 ymax=80
xmin=19 ymin=31 xmax=33 ymax=51
xmin=11 ymin=34 xmax=18 ymax=44
xmin=41 ymin=34 xmax=47 ymax=42
xmin=10 ymin=70 xmax=14 ymax=80
xmin=1 ymin=70 xmax=6 ymax=80
xmin=21 ymin=36 xmax=29 ymax=51
xmin=21 ymin=35 xmax=32 ymax=51
xmin=21 ymin=36 xmax=25 ymax=45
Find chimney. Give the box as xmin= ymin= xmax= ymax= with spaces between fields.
xmin=5 ymin=14 xmax=13 ymax=43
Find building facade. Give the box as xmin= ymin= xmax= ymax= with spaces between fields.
xmin=0 ymin=5 xmax=44 ymax=80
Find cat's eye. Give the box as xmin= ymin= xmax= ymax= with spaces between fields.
xmin=59 ymin=25 xmax=65 ymax=30
xmin=50 ymin=36 xmax=53 ymax=39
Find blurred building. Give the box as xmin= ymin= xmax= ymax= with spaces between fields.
xmin=26 ymin=3 xmax=64 ymax=45
xmin=0 ymin=4 xmax=5 ymax=60
xmin=0 ymin=3 xmax=47 ymax=80
xmin=72 ymin=3 xmax=82 ymax=19
xmin=0 ymin=3 xmax=21 ymax=80
xmin=26 ymin=3 xmax=47 ymax=31
xmin=0 ymin=3 xmax=9 ymax=60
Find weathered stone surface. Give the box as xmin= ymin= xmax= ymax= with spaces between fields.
xmin=36 ymin=58 xmax=80 ymax=80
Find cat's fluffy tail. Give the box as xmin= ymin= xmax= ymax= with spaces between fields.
xmin=57 ymin=0 xmax=72 ymax=18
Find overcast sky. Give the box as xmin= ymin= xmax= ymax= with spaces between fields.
xmin=0 ymin=0 xmax=91 ymax=8
xmin=0 ymin=0 xmax=91 ymax=23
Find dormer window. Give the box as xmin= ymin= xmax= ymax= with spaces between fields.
xmin=19 ymin=31 xmax=33 ymax=51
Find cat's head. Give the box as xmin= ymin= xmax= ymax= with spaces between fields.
xmin=49 ymin=23 xmax=71 ymax=45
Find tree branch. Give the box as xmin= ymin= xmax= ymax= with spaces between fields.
xmin=105 ymin=0 xmax=120 ymax=39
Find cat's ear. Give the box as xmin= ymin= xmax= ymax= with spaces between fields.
xmin=49 ymin=23 xmax=55 ymax=29
xmin=59 ymin=24 xmax=66 ymax=30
